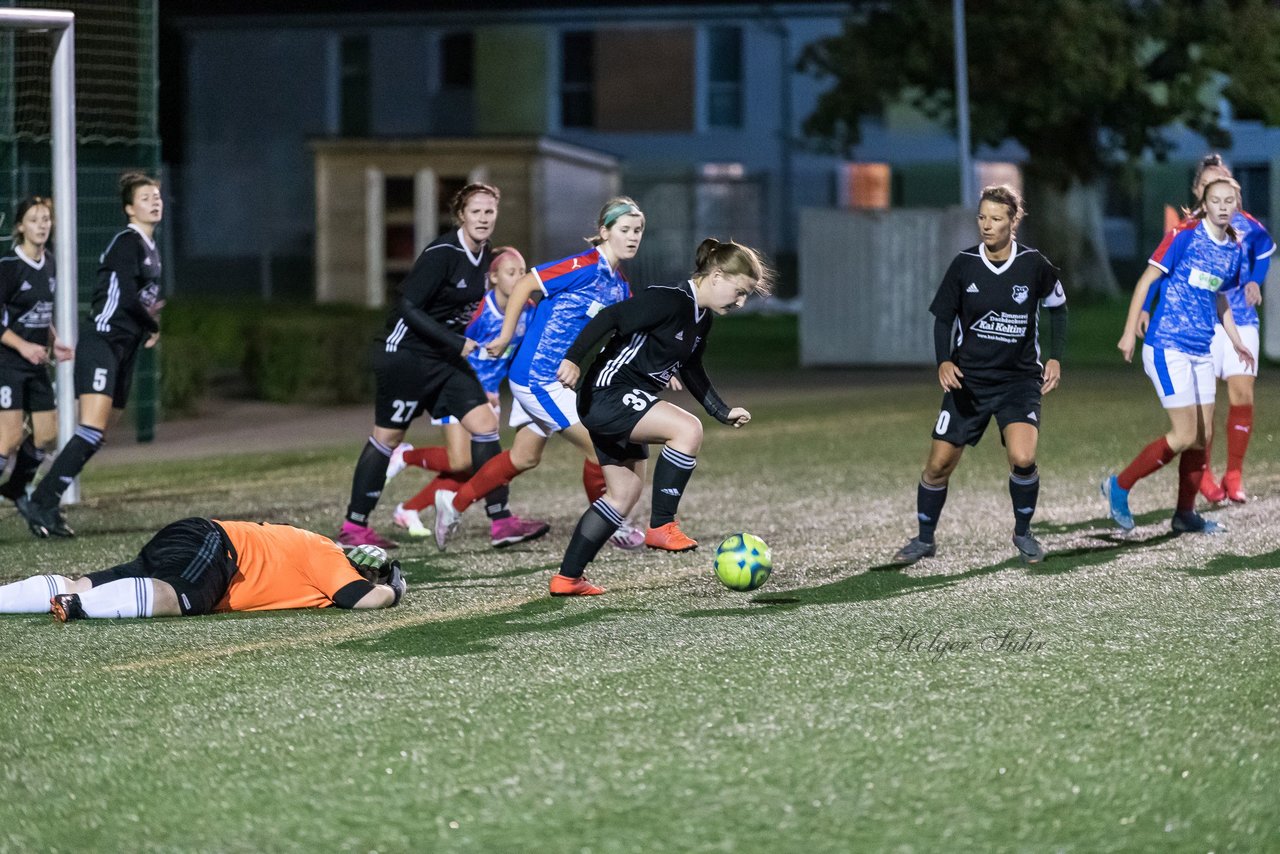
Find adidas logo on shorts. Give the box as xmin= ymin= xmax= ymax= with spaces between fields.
xmin=1027 ymin=412 xmax=1038 ymax=421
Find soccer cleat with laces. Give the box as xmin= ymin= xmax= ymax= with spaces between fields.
xmin=549 ymin=573 xmax=605 ymax=596
xmin=644 ymin=520 xmax=698 ymax=552
xmin=490 ymin=515 xmax=550 ymax=548
xmin=1221 ymin=471 xmax=1247 ymax=504
xmin=1012 ymin=532 xmax=1046 ymax=564
xmin=1101 ymin=475 xmax=1134 ymax=532
xmin=391 ymin=503 xmax=432 ymax=538
xmin=892 ymin=537 xmax=936 ymax=565
xmin=1199 ymin=471 xmax=1227 ymax=504
xmin=336 ymin=520 xmax=399 ymax=550
xmin=433 ymin=489 xmax=463 ymax=551
xmin=1171 ymin=511 xmax=1224 ymax=535
xmin=384 ymin=443 xmax=413 ymax=484
xmin=50 ymin=593 xmax=85 ymax=622
xmin=609 ymin=522 xmax=646 ymax=550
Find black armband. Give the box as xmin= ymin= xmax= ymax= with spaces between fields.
xmin=1047 ymin=304 xmax=1068 ymax=361
xmin=332 ymin=579 xmax=376 ymax=610
xmin=933 ymin=317 xmax=955 ymax=365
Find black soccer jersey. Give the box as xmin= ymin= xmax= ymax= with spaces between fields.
xmin=383 ymin=228 xmax=491 ymax=358
xmin=565 ymin=280 xmax=733 ymax=423
xmin=91 ymin=225 xmax=162 ymax=343
xmin=0 ymin=247 xmax=56 ymax=355
xmin=929 ymin=241 xmax=1065 ymax=383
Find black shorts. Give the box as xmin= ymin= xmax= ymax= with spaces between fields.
xmin=0 ymin=359 xmax=54 ymax=412
xmin=579 ymin=383 xmax=657 ymax=466
xmin=931 ymin=376 xmax=1042 ymax=447
xmin=84 ymin=518 xmax=239 ymax=616
xmin=372 ymin=346 xmax=488 ymax=430
xmin=74 ymin=331 xmax=142 ymax=407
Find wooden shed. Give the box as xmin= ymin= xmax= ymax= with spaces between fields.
xmin=311 ymin=136 xmax=619 ymax=306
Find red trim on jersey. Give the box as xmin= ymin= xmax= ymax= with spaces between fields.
xmin=1149 ymin=219 xmax=1199 ymax=271
xmin=536 ymin=249 xmax=601 ymax=285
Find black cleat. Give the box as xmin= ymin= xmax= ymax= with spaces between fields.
xmin=50 ymin=593 xmax=85 ymax=622
xmin=16 ymin=495 xmax=50 ymax=538
xmin=45 ymin=506 xmax=75 ymax=538
xmin=892 ymin=537 xmax=937 ymax=565
xmin=1012 ymin=532 xmax=1046 ymax=564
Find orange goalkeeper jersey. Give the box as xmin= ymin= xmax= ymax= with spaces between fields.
xmin=213 ymin=520 xmax=363 ymax=612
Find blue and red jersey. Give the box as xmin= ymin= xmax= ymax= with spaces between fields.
xmin=463 ymin=290 xmax=531 ymax=394
xmin=1145 ymin=219 xmax=1243 ymax=357
xmin=508 ymin=248 xmax=631 ymax=386
xmin=1221 ymin=210 xmax=1275 ymax=328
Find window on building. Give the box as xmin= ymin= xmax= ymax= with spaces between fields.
xmin=706 ymin=26 xmax=742 ymax=128
xmin=561 ymin=31 xmax=596 ymax=129
xmin=339 ymin=35 xmax=371 ymax=137
xmin=440 ymin=32 xmax=474 ymax=89
xmin=841 ymin=163 xmax=891 ymax=210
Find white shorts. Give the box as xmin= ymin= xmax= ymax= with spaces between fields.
xmin=1210 ymin=323 xmax=1259 ymax=380
xmin=431 ymin=401 xmax=501 ymax=427
xmin=1143 ymin=344 xmax=1215 ymax=409
xmin=508 ymin=380 xmax=578 ymax=438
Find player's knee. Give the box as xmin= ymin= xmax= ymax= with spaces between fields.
xmin=1008 ymin=453 xmax=1036 ymax=471
xmin=510 ymin=445 xmax=541 ymax=471
xmin=678 ymin=415 xmax=704 ymax=452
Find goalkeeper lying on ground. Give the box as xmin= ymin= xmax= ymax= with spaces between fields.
xmin=0 ymin=518 xmax=407 ymax=621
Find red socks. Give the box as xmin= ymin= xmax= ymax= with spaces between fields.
xmin=1176 ymin=449 xmax=1206 ymax=513
xmin=403 ymin=475 xmax=464 ymax=512
xmin=583 ymin=459 xmax=607 ymax=503
xmin=452 ymin=451 xmax=520 ymax=511
xmin=404 ymin=446 xmax=454 ymax=473
xmin=1225 ymin=404 xmax=1253 ymax=474
xmin=1118 ymin=437 xmax=1176 ymax=491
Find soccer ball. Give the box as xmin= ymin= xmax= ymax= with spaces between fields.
xmin=713 ymin=533 xmax=772 ymax=591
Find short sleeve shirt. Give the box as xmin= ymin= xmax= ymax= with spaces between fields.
xmin=1145 ymin=221 xmax=1243 ymax=356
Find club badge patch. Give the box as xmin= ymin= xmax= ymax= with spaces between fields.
xmin=1012 ymin=285 xmax=1029 ymax=304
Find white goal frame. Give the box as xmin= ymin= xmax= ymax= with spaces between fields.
xmin=0 ymin=8 xmax=78 ymax=501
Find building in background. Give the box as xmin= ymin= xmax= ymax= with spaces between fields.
xmin=162 ymin=1 xmax=1279 ymax=302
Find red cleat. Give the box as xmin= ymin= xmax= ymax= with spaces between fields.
xmin=644 ymin=520 xmax=698 ymax=552
xmin=549 ymin=574 xmax=605 ymax=596
xmin=1199 ymin=471 xmax=1227 ymax=504
xmin=1222 ymin=471 xmax=1247 ymax=504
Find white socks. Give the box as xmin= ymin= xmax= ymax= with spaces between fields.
xmin=0 ymin=574 xmax=68 ymax=613
xmin=78 ymin=578 xmax=154 ymax=619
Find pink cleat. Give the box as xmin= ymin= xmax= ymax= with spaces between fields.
xmin=337 ymin=520 xmax=399 ymax=550
xmin=609 ymin=522 xmax=646 ymax=550
xmin=491 ymin=515 xmax=551 ymax=548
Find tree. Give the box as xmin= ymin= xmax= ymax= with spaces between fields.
xmin=800 ymin=0 xmax=1280 ymax=295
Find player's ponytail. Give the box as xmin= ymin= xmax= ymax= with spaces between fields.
xmin=587 ymin=196 xmax=644 ymax=246
xmin=692 ymin=237 xmax=775 ymax=296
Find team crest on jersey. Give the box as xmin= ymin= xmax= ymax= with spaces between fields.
xmin=1011 ymin=285 xmax=1029 ymax=304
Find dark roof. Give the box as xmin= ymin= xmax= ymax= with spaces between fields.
xmin=164 ymin=0 xmax=850 ymax=17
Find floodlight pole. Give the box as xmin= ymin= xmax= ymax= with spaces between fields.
xmin=953 ymin=0 xmax=975 ymax=206
xmin=0 ymin=9 xmax=78 ymax=502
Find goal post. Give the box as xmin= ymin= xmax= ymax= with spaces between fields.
xmin=0 ymin=7 xmax=78 ymax=501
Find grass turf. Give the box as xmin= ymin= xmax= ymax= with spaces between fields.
xmin=1 ymin=365 xmax=1277 ymax=852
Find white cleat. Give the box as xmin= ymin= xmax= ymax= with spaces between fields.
xmin=433 ymin=489 xmax=463 ymax=551
xmin=385 ymin=442 xmax=413 ymax=484
xmin=392 ymin=503 xmax=432 ymax=538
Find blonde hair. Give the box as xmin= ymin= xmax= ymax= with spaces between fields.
xmin=978 ymin=184 xmax=1025 ymax=229
xmin=692 ymin=238 xmax=774 ymax=296
xmin=587 ymin=196 xmax=644 ymax=246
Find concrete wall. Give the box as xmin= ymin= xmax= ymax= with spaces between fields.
xmin=799 ymin=207 xmax=971 ymax=366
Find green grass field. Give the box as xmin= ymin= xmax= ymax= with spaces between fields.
xmin=2 ymin=359 xmax=1278 ymax=852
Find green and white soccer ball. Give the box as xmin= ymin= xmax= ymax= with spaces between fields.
xmin=713 ymin=533 xmax=772 ymax=591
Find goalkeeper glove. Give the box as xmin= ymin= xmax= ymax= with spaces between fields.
xmin=347 ymin=544 xmax=389 ymax=581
